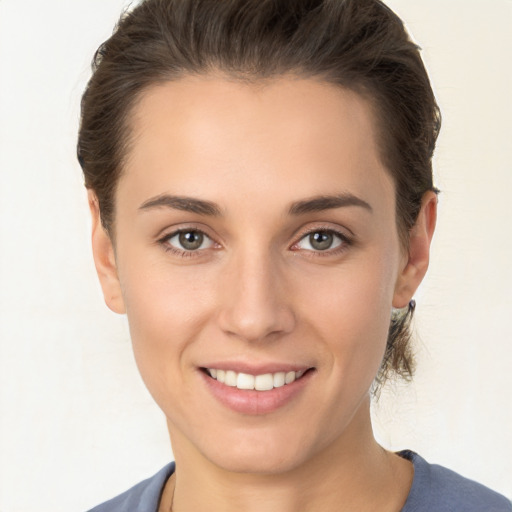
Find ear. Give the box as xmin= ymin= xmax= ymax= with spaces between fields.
xmin=88 ymin=190 xmax=126 ymax=314
xmin=393 ymin=190 xmax=437 ymax=308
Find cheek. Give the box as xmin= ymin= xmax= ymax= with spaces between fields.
xmin=296 ymin=249 xmax=398 ymax=381
xmin=118 ymin=256 xmax=218 ymax=397
xmin=119 ymin=237 xmax=214 ymax=329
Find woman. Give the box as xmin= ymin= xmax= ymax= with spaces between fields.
xmin=78 ymin=0 xmax=511 ymax=510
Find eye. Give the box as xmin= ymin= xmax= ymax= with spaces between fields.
xmin=295 ymin=230 xmax=345 ymax=252
xmin=163 ymin=229 xmax=215 ymax=252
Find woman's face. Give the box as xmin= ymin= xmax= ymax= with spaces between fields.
xmin=91 ymin=76 xmax=431 ymax=474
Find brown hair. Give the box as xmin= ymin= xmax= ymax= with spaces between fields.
xmin=77 ymin=0 xmax=441 ymax=385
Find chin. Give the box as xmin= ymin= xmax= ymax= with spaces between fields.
xmin=191 ymin=420 xmax=334 ymax=476
xmin=206 ymin=444 xmax=312 ymax=476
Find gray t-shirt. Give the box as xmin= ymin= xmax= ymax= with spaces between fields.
xmin=87 ymin=451 xmax=512 ymax=511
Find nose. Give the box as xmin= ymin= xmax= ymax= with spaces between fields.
xmin=216 ymin=248 xmax=296 ymax=343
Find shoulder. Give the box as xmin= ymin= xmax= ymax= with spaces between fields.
xmin=400 ymin=451 xmax=512 ymax=512
xmin=86 ymin=463 xmax=175 ymax=512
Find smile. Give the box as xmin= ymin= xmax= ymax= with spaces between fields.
xmin=206 ymin=368 xmax=307 ymax=391
xmin=201 ymin=365 xmax=315 ymax=415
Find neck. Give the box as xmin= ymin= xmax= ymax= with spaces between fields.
xmin=162 ymin=397 xmax=413 ymax=512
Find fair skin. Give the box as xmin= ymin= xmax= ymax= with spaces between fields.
xmin=89 ymin=75 xmax=436 ymax=512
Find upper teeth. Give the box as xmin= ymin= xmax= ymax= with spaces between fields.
xmin=208 ymin=369 xmax=306 ymax=391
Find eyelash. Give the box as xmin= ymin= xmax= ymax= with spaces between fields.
xmin=157 ymin=226 xmax=352 ymax=258
xmin=158 ymin=228 xmax=217 ymax=258
xmin=291 ymin=227 xmax=352 ymax=257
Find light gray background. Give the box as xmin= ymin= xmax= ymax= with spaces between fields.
xmin=0 ymin=1 xmax=511 ymax=511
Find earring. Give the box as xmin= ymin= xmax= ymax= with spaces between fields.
xmin=391 ymin=299 xmax=416 ymax=321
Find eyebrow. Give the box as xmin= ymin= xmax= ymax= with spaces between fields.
xmin=288 ymin=193 xmax=373 ymax=215
xmin=139 ymin=194 xmax=222 ymax=216
xmin=138 ymin=192 xmax=372 ymax=217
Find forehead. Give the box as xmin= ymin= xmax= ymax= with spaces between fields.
xmin=120 ymin=75 xmax=394 ymax=216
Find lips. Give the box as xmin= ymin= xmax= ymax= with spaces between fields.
xmin=200 ymin=365 xmax=314 ymax=415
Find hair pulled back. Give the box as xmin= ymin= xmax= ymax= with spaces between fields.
xmin=78 ymin=0 xmax=441 ymax=386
